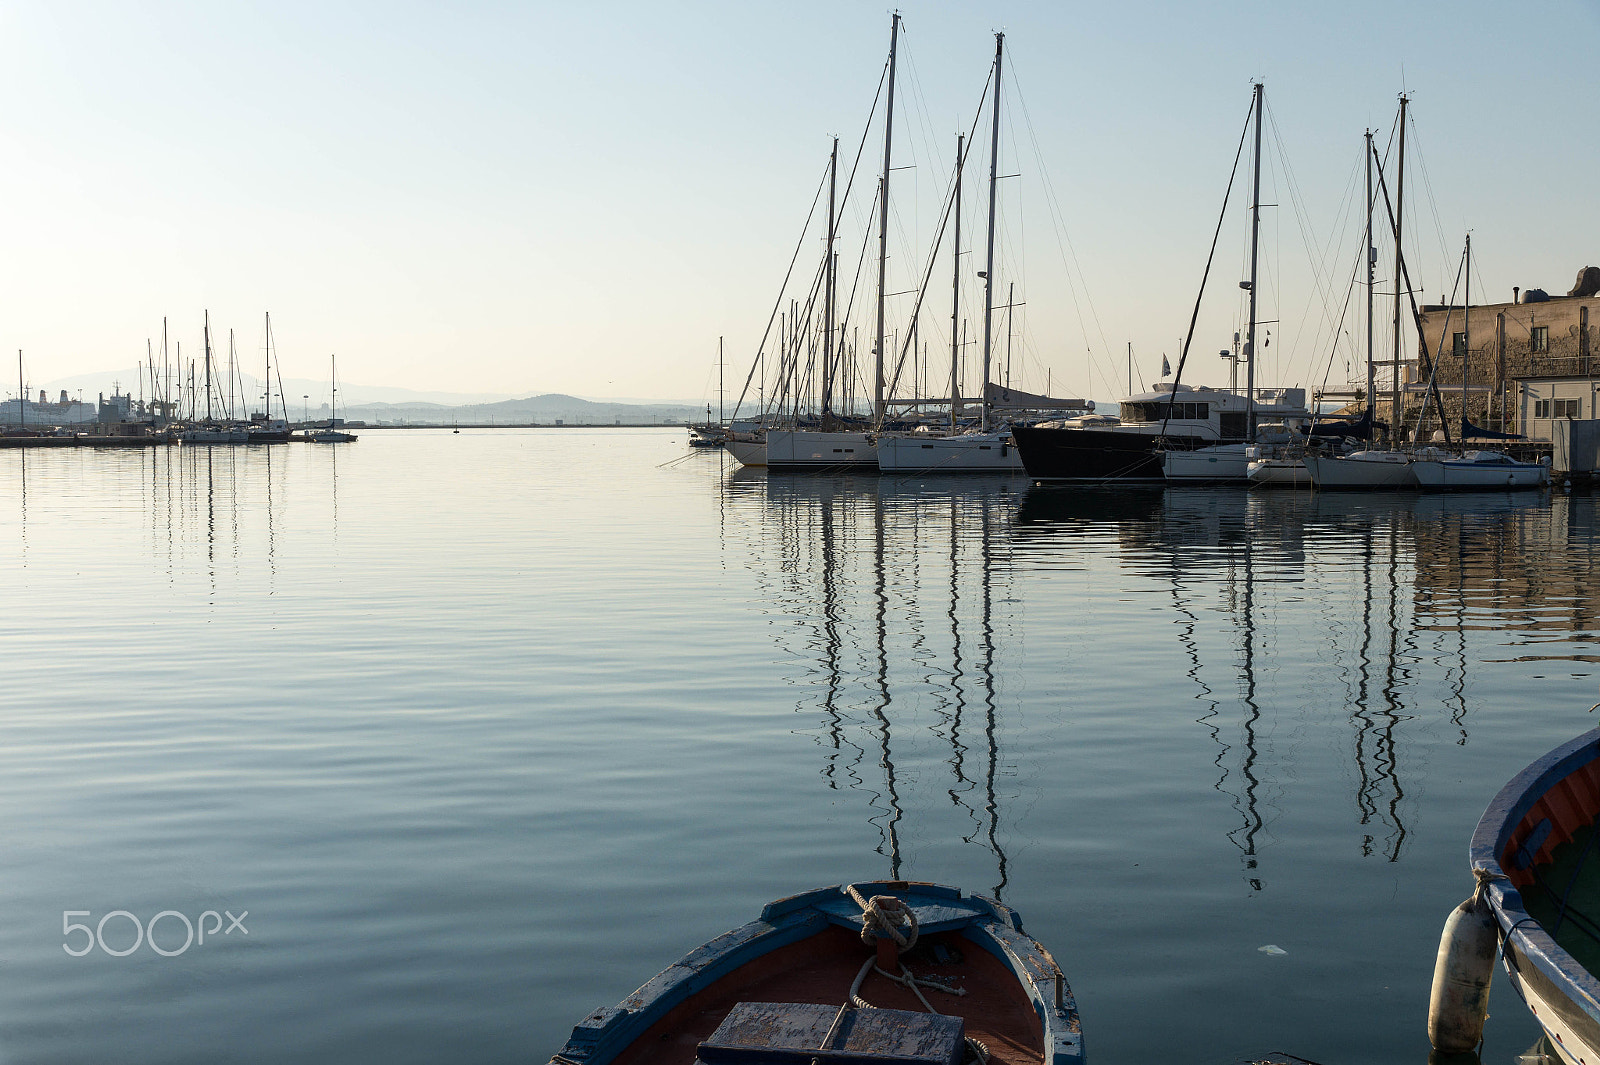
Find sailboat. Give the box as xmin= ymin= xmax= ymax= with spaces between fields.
xmin=1303 ymin=97 xmax=1422 ymax=490
xmin=1407 ymin=236 xmax=1547 ymax=489
xmin=739 ymin=16 xmax=901 ymax=472
xmin=1252 ymin=128 xmax=1384 ymax=488
xmin=1012 ymin=83 xmax=1312 ymax=483
xmin=875 ymin=39 xmax=1090 ymax=475
xmin=303 ymin=355 xmax=357 ymax=443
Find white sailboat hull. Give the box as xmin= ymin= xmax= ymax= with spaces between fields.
xmin=724 ymin=439 xmax=767 ymax=468
xmin=1246 ymin=458 xmax=1311 ymax=487
xmin=1410 ymin=454 xmax=1549 ymax=490
xmin=1303 ymin=452 xmax=1419 ymax=489
xmin=876 ymin=433 xmax=1023 ymax=472
xmin=763 ymin=430 xmax=877 ymax=471
xmin=1162 ymin=444 xmax=1253 ymax=483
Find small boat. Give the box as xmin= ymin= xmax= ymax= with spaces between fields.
xmin=1302 ymin=448 xmax=1418 ymax=489
xmin=549 ymin=881 xmax=1083 ymax=1065
xmin=1410 ymin=449 xmax=1548 ymax=490
xmin=1428 ymin=729 xmax=1600 ymax=1062
xmin=303 ymin=354 xmax=357 ymax=443
xmin=179 ymin=425 xmax=249 ymax=444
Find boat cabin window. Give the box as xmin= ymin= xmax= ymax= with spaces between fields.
xmin=1219 ymin=412 xmax=1248 ymax=438
xmin=1121 ymin=401 xmax=1208 ymax=422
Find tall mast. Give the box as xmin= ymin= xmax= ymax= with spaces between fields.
xmin=872 ymin=11 xmax=900 ymax=426
xmin=718 ymin=336 xmax=724 ymax=424
xmin=1244 ymin=81 xmax=1263 ymax=439
xmin=204 ymin=310 xmax=214 ymax=422
xmin=979 ymin=31 xmax=1004 ymax=433
xmin=1364 ymin=130 xmax=1376 ymax=419
xmin=950 ymin=132 xmax=964 ymax=432
xmin=823 ymin=137 xmax=838 ymax=422
xmin=1464 ymin=231 xmax=1471 ymax=427
xmin=17 ymin=350 xmax=23 ymax=429
xmin=1391 ymin=94 xmax=1408 ymax=446
xmin=264 ymin=311 xmax=273 ymax=422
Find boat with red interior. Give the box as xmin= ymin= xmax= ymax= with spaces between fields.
xmin=1429 ymin=728 xmax=1600 ymax=1062
xmin=549 ymin=880 xmax=1083 ymax=1065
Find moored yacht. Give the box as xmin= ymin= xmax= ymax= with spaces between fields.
xmin=1013 ymin=383 xmax=1309 ymax=482
xmin=762 ymin=428 xmax=878 ymax=471
xmin=1302 ymin=448 xmax=1418 ymax=488
xmin=1410 ymin=449 xmax=1548 ymax=489
xmin=876 ymin=427 xmax=1021 ymax=472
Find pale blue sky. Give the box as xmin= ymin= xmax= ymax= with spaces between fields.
xmin=1 ymin=1 xmax=1595 ymax=405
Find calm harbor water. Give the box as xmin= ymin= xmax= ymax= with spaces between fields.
xmin=1 ymin=428 xmax=1595 ymax=1063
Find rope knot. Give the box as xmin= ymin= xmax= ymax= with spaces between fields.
xmin=860 ymin=894 xmax=918 ymax=950
xmin=1470 ymin=866 xmax=1506 ymax=907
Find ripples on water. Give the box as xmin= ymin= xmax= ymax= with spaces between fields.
xmin=0 ymin=430 xmax=1594 ymax=1063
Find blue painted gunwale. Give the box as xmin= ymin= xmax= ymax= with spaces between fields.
xmin=550 ymin=880 xmax=1084 ymax=1065
xmin=1470 ymin=729 xmax=1600 ymax=1048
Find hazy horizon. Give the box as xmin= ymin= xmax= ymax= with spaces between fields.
xmin=3 ymin=1 xmax=1595 ymax=412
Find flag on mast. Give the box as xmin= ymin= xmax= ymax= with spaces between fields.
xmin=1161 ymin=355 xmax=1171 ymax=377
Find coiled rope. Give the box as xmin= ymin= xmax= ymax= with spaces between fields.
xmin=842 ymin=886 xmax=988 ymax=1065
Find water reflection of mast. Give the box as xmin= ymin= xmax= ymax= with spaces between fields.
xmin=1377 ymin=516 xmax=1409 ymax=861
xmin=869 ymin=488 xmax=904 ymax=879
xmin=1166 ymin=581 xmax=1235 ymax=844
xmin=1227 ymin=540 xmax=1265 ymax=892
xmin=1351 ymin=519 xmax=1381 ymax=855
xmin=945 ymin=496 xmax=978 ymax=823
xmin=976 ymin=493 xmax=1009 ymax=899
xmin=1348 ymin=510 xmax=1409 ymax=861
xmin=820 ymin=491 xmax=846 ymax=788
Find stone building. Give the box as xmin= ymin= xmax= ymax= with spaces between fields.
xmin=1412 ymin=269 xmax=1599 ymax=441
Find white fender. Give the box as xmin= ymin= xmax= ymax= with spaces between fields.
xmin=1427 ymin=876 xmax=1500 ymax=1054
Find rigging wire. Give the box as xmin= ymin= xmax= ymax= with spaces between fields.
xmin=1006 ymin=53 xmax=1117 ymax=398
xmin=1159 ymin=96 xmax=1256 ymax=441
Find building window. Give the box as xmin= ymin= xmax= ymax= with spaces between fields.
xmin=1535 ymin=399 xmax=1550 ymax=418
xmin=1556 ymin=398 xmax=1582 ymax=418
xmin=1532 ymin=325 xmax=1550 ymax=353
xmin=1452 ymin=331 xmax=1466 ymax=356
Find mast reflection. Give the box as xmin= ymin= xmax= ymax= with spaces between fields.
xmin=742 ymin=473 xmax=1018 ymax=897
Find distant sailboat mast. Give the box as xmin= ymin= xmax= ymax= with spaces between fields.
xmin=1244 ymin=82 xmax=1263 ymax=440
xmin=979 ymin=32 xmax=1003 ymax=433
xmin=204 ymin=310 xmax=215 ymax=423
xmin=1365 ymin=129 xmax=1376 ymax=422
xmin=822 ymin=137 xmax=838 ymax=425
xmin=872 ymin=12 xmax=900 ymax=427
xmin=1391 ymin=94 xmax=1408 ymax=445
xmin=264 ymin=311 xmax=274 ymax=423
xmin=950 ymin=132 xmax=964 ymax=432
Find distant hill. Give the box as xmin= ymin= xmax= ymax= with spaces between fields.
xmin=36 ymin=367 xmax=705 ymax=424
xmin=342 ymin=393 xmax=703 ymax=425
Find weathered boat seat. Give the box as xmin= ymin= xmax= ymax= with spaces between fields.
xmin=697 ymin=1002 xmax=964 ymax=1065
